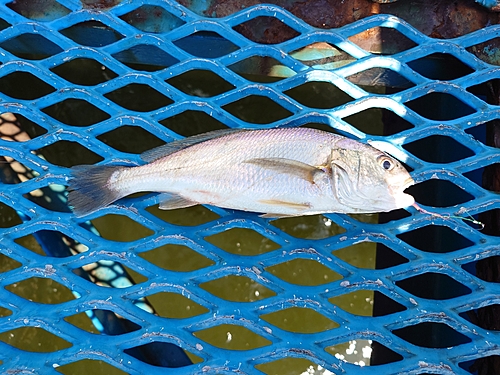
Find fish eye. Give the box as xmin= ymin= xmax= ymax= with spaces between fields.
xmin=378 ymin=156 xmax=394 ymax=171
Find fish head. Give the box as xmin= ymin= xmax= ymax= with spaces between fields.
xmin=329 ymin=140 xmax=415 ymax=213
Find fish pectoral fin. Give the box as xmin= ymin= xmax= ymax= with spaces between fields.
xmin=245 ymin=158 xmax=324 ymax=183
xmin=158 ymin=193 xmax=198 ymax=210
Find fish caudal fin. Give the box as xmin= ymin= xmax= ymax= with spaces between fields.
xmin=68 ymin=165 xmax=126 ymax=217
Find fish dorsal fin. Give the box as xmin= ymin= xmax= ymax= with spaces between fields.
xmin=244 ymin=157 xmax=325 ymax=184
xmin=141 ymin=128 xmax=246 ymax=163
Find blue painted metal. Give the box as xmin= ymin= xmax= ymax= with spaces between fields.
xmin=0 ymin=1 xmax=499 ymax=375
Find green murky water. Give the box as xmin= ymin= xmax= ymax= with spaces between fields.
xmin=0 ymin=66 xmax=386 ymax=374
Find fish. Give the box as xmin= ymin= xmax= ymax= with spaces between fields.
xmin=67 ymin=127 xmax=415 ymax=218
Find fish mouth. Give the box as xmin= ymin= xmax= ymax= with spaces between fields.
xmin=402 ymin=177 xmax=415 ymax=191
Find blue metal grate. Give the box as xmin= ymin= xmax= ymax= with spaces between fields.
xmin=0 ymin=1 xmax=499 ymax=374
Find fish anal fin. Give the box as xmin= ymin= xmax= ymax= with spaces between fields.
xmin=257 ymin=199 xmax=310 ymax=218
xmin=245 ymin=158 xmax=324 ymax=184
xmin=259 ymin=213 xmax=298 ymax=219
xmin=158 ymin=193 xmax=198 ymax=210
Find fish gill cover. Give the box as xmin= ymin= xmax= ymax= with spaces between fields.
xmin=0 ymin=1 xmax=499 ymax=375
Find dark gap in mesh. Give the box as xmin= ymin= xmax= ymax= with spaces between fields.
xmin=174 ymin=31 xmax=239 ymax=58
xmin=124 ymin=342 xmax=193 ymax=368
xmin=5 ymin=276 xmax=75 ymax=304
xmin=0 ymin=71 xmax=55 ymax=99
xmin=397 ymin=224 xmax=474 ymax=253
xmin=407 ymin=53 xmax=474 ymax=81
xmin=222 ymin=95 xmax=293 ymax=123
xmin=0 ymin=201 xmax=22 ymax=227
xmin=344 ymin=108 xmax=414 ymax=136
xmin=0 ymin=253 xmax=22 ymax=273
xmin=459 ymin=304 xmax=500 ymax=331
xmin=97 ymin=125 xmax=164 ymax=154
xmin=159 ymin=110 xmax=229 ymax=137
xmin=405 ymin=92 xmax=476 ymax=121
xmin=405 ymin=179 xmax=474 ymax=207
xmin=403 ymin=135 xmax=474 ymax=163
xmin=0 ymin=327 xmax=72 ymax=352
xmin=37 ymin=140 xmax=104 ymax=167
xmin=50 ymin=58 xmax=118 ymax=86
xmin=233 ymin=16 xmax=300 ymax=44
xmin=119 ymin=5 xmax=185 ymax=33
xmin=459 ymin=355 xmax=500 ymax=374
xmin=396 ymin=272 xmax=471 ymax=300
xmin=0 ymin=33 xmax=63 ymax=60
xmin=261 ymin=307 xmax=339 ymax=333
xmin=166 ymin=69 xmax=235 ymax=97
xmin=204 ymin=227 xmax=280 ymax=256
xmin=348 ymin=27 xmax=417 ymax=54
xmin=42 ymin=99 xmax=111 ymax=126
xmin=7 ymin=0 xmax=70 ymax=21
xmin=200 ymin=275 xmax=276 ymax=302
xmin=104 ymin=83 xmax=174 ymax=112
xmin=347 ymin=68 xmax=415 ymax=92
xmin=228 ymin=55 xmax=287 ymax=81
xmin=392 ymin=322 xmax=471 ymax=348
xmin=112 ymin=44 xmax=179 ymax=71
xmin=284 ymin=81 xmax=353 ymax=109
xmin=59 ymin=21 xmax=124 ymax=47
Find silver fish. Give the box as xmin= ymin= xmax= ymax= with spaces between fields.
xmin=68 ymin=127 xmax=415 ymax=217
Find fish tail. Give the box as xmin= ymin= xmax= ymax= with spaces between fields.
xmin=68 ymin=164 xmax=127 ymax=217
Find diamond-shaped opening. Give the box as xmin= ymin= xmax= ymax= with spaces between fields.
xmin=271 ymin=215 xmax=346 ymax=240
xmin=222 ymin=95 xmax=293 ymax=124
xmin=466 ymin=78 xmax=500 ymax=103
xmin=42 ymin=99 xmax=111 ymax=127
xmin=0 ymin=71 xmax=55 ymax=99
xmin=23 ymin=185 xmax=72 ymax=213
xmin=80 ymin=0 xmax=120 ymax=9
xmin=465 ymin=119 xmax=490 ymax=143
xmin=0 ymin=201 xmax=22 ymax=227
xmin=174 ymin=31 xmax=239 ymax=58
xmin=266 ymin=258 xmax=342 ymax=286
xmin=200 ymin=275 xmax=276 ymax=303
xmin=460 ymin=304 xmax=500 ymax=331
xmin=90 ymin=214 xmax=154 ymax=242
xmin=466 ymin=256 xmax=500 ymax=283
xmin=55 ymin=359 xmax=128 ymax=375
xmin=124 ymin=342 xmax=201 ymax=367
xmin=0 ymin=253 xmax=21 ymax=273
xmin=291 ymin=42 xmax=355 ymax=69
xmin=472 ymin=208 xmax=500 ymax=236
xmin=73 ymin=260 xmax=147 ymax=287
xmin=145 ymin=292 xmax=209 ymax=319
xmin=14 ymin=230 xmax=87 ymax=257
xmin=139 ymin=244 xmax=215 ymax=272
xmin=233 ymin=16 xmax=300 ymax=44
xmin=334 ymin=242 xmax=408 ymax=269
xmin=0 ymin=307 xmax=12 ymax=317
xmin=228 ymin=55 xmax=288 ymax=82
xmin=349 ymin=27 xmax=417 ymax=54
xmin=0 ymin=327 xmax=72 ymax=352
xmin=205 ymin=228 xmax=280 ymax=256
xmin=5 ymin=277 xmax=75 ymax=304
xmin=7 ymin=0 xmax=71 ymax=21
xmin=112 ymin=44 xmax=179 ymax=72
xmin=463 ymin=163 xmax=499 ymax=190
xmin=467 ymin=38 xmax=500 ymax=65
xmin=460 ymin=355 xmax=500 ymax=374
xmin=159 ymin=110 xmax=229 ymax=137
xmin=396 ymin=272 xmax=471 ymax=300
xmin=166 ymin=70 xmax=235 ymax=97
xmin=63 ymin=312 xmax=100 ymax=334
xmin=65 ymin=309 xmax=141 ymax=335
xmin=262 ymin=307 xmax=338 ymax=333
xmin=37 ymin=140 xmax=104 ymax=167
xmin=51 ymin=58 xmax=118 ymax=86
xmin=347 ymin=68 xmax=416 ymax=93
xmin=119 ymin=5 xmax=185 ymax=33
xmin=330 ymin=290 xmax=406 ymax=317
xmin=97 ymin=125 xmax=164 ymax=154
xmin=0 ymin=156 xmax=37 ymax=184
xmin=326 ymin=339 xmax=404 ymax=366
xmin=0 ymin=33 xmax=63 ymax=60
xmin=59 ymin=21 xmax=124 ymax=47
xmin=0 ymin=113 xmax=47 ymax=140
xmin=397 ymin=224 xmax=474 ymax=253
xmin=407 ymin=53 xmax=474 ymax=81
xmin=193 ymin=323 xmax=271 ymax=350
xmin=0 ymin=18 xmax=11 ymax=31
xmin=146 ymin=204 xmax=220 ymax=226
xmin=104 ymin=83 xmax=174 ymax=112
xmin=403 ymin=135 xmax=474 ymax=163
xmin=405 ymin=92 xmax=476 ymax=121
xmin=255 ymin=358 xmax=333 ymax=375
xmin=405 ymin=180 xmax=474 ymax=207
xmin=392 ymin=322 xmax=471 ymax=348
xmin=284 ymin=81 xmax=353 ymax=109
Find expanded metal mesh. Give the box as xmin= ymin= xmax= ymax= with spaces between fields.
xmin=0 ymin=1 xmax=499 ymax=374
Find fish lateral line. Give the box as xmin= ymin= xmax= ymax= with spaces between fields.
xmin=412 ymin=203 xmax=484 ymax=230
